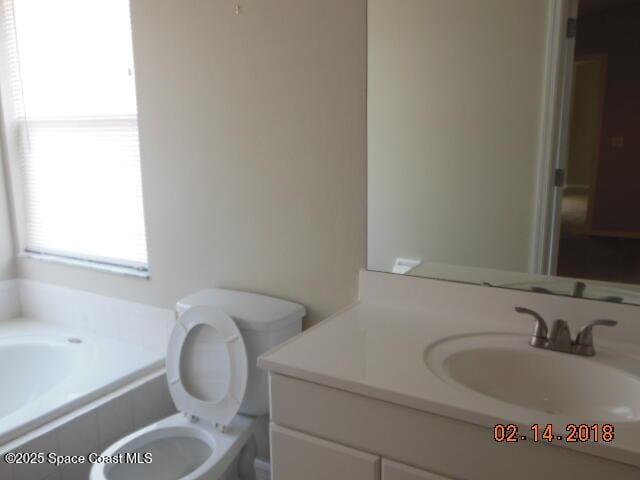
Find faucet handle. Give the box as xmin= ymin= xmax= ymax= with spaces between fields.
xmin=575 ymin=319 xmax=618 ymax=345
xmin=515 ymin=307 xmax=549 ymax=340
xmin=574 ymin=319 xmax=618 ymax=356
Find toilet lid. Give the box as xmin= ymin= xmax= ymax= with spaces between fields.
xmin=166 ymin=305 xmax=248 ymax=427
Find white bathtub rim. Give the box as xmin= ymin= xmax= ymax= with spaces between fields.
xmin=0 ymin=360 xmax=163 ymax=446
xmin=0 ymin=319 xmax=164 ymax=446
xmin=0 ymin=368 xmax=166 ymax=454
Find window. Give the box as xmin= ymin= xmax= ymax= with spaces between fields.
xmin=0 ymin=0 xmax=148 ymax=273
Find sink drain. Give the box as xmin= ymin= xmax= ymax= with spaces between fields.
xmin=68 ymin=337 xmax=83 ymax=344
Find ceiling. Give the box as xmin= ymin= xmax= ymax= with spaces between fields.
xmin=579 ymin=0 xmax=640 ymax=15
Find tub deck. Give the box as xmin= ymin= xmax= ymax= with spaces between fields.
xmin=0 ymin=319 xmax=163 ymax=445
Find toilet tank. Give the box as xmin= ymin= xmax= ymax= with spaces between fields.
xmin=176 ymin=289 xmax=305 ymax=416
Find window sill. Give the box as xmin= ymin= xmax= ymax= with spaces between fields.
xmin=20 ymin=252 xmax=150 ymax=279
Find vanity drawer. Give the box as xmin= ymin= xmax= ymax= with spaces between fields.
xmin=382 ymin=459 xmax=452 ymax=480
xmin=271 ymin=424 xmax=380 ymax=480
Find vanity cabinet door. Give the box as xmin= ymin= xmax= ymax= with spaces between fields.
xmin=271 ymin=424 xmax=380 ymax=480
xmin=382 ymin=459 xmax=453 ymax=480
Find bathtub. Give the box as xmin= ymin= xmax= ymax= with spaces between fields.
xmin=0 ymin=319 xmax=163 ymax=445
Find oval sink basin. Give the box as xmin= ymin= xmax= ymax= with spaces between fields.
xmin=425 ymin=333 xmax=640 ymax=422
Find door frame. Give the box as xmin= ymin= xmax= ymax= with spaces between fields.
xmin=576 ymin=54 xmax=609 ymax=236
xmin=531 ymin=0 xmax=580 ymax=275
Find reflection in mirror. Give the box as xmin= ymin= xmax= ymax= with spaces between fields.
xmin=367 ymin=0 xmax=640 ymax=305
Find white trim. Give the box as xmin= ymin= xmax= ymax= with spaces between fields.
xmin=548 ymin=0 xmax=580 ymax=276
xmin=531 ymin=0 xmax=578 ymax=275
xmin=19 ymin=251 xmax=150 ymax=279
xmin=0 ymin=7 xmax=27 ymax=261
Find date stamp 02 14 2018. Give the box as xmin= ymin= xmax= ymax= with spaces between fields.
xmin=493 ymin=423 xmax=615 ymax=444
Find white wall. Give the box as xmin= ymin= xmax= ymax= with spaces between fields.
xmin=0 ymin=150 xmax=15 ymax=281
xmin=17 ymin=0 xmax=367 ymax=326
xmin=368 ymin=0 xmax=550 ymax=274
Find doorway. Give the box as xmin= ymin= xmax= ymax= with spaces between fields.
xmin=553 ymin=0 xmax=640 ymax=284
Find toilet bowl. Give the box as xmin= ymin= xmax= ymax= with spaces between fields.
xmin=90 ymin=414 xmax=255 ymax=480
xmin=91 ymin=289 xmax=305 ymax=480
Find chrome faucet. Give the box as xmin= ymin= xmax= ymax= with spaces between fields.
xmin=515 ymin=307 xmax=617 ymax=356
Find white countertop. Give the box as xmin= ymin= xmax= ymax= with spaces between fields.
xmin=259 ymin=301 xmax=640 ymax=468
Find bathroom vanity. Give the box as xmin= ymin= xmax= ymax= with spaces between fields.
xmin=258 ymin=272 xmax=640 ymax=480
xmin=293 ymin=2 xmax=640 ymax=477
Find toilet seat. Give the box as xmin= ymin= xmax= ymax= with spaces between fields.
xmin=166 ymin=305 xmax=248 ymax=428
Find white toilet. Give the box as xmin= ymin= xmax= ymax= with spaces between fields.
xmin=91 ymin=288 xmax=305 ymax=480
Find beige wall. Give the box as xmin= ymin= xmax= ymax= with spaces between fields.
xmin=17 ymin=0 xmax=367 ymax=326
xmin=13 ymin=0 xmax=555 ymax=323
xmin=368 ymin=0 xmax=550 ymax=274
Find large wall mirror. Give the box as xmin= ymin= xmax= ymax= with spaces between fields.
xmin=367 ymin=0 xmax=640 ymax=305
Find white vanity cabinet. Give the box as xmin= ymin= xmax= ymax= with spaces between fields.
xmin=266 ymin=373 xmax=640 ymax=480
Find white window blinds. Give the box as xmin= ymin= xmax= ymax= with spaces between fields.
xmin=1 ymin=0 xmax=148 ymax=270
